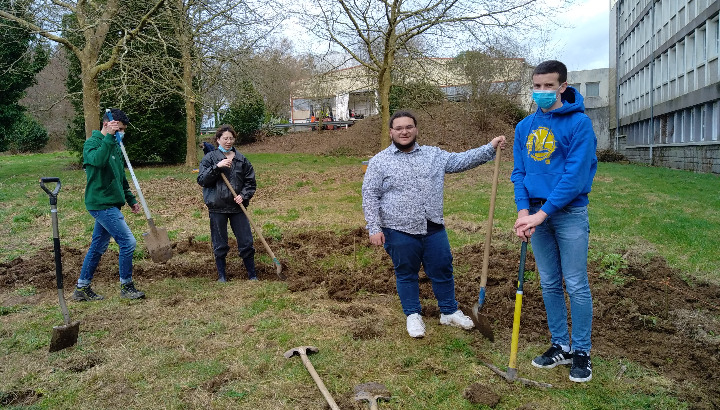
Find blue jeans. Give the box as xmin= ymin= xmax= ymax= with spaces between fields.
xmin=209 ymin=212 xmax=255 ymax=260
xmin=79 ymin=207 xmax=137 ymax=286
xmin=530 ymin=205 xmax=593 ymax=352
xmin=382 ymin=227 xmax=458 ymax=316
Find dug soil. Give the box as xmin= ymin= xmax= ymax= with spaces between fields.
xmin=3 ymin=104 xmax=720 ymax=407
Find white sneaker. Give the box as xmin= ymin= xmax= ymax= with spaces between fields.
xmin=406 ymin=313 xmax=426 ymax=338
xmin=439 ymin=310 xmax=474 ymax=330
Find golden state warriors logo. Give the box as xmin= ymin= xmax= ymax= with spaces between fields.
xmin=526 ymin=127 xmax=555 ymax=163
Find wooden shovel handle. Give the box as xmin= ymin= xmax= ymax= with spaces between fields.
xmin=480 ymin=148 xmax=501 ymax=288
xmin=220 ymin=173 xmax=284 ymax=279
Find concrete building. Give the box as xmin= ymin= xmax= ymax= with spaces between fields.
xmin=568 ymin=68 xmax=612 ymax=150
xmin=610 ymin=0 xmax=720 ymax=173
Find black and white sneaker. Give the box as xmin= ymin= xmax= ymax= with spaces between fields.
xmin=569 ymin=350 xmax=592 ymax=382
xmin=531 ymin=344 xmax=573 ymax=369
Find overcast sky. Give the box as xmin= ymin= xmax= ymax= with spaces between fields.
xmin=545 ymin=0 xmax=611 ymax=71
xmin=283 ymin=0 xmax=612 ymax=72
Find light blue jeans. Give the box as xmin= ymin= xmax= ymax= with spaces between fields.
xmin=78 ymin=207 xmax=137 ymax=286
xmin=530 ymin=205 xmax=593 ymax=353
xmin=382 ymin=227 xmax=459 ymax=316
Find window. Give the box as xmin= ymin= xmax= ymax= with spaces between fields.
xmin=712 ymin=101 xmax=719 ymax=141
xmin=586 ymin=82 xmax=600 ymax=97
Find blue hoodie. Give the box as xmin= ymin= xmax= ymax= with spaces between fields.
xmin=511 ymin=86 xmax=598 ymax=216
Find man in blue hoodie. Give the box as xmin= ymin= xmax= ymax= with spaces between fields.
xmin=511 ymin=60 xmax=597 ymax=383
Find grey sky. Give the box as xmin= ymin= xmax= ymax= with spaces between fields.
xmin=547 ymin=0 xmax=611 ymax=71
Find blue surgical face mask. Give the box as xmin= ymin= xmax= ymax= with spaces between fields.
xmin=217 ymin=145 xmax=230 ymax=153
xmin=532 ymin=87 xmax=562 ymax=109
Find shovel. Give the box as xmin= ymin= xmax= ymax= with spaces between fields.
xmin=41 ymin=177 xmax=80 ymax=352
xmin=220 ymin=173 xmax=285 ymax=280
xmin=482 ymin=241 xmax=552 ymax=388
xmin=470 ymin=147 xmax=501 ymax=341
xmin=106 ymin=109 xmax=173 ymax=263
xmin=354 ymin=382 xmax=391 ymax=409
xmin=284 ymin=346 xmax=339 ymax=410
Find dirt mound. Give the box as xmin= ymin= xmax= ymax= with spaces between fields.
xmin=3 ymin=229 xmax=719 ymax=406
xmin=243 ymin=102 xmax=516 ymax=157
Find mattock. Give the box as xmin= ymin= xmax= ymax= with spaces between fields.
xmin=284 ymin=346 xmax=340 ymax=410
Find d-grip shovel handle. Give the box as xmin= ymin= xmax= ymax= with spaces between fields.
xmin=40 ymin=177 xmax=65 ymax=294
xmin=40 ymin=177 xmax=61 ymax=205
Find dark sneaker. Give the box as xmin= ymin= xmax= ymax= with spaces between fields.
xmin=120 ymin=281 xmax=146 ymax=299
xmin=72 ymin=285 xmax=104 ymax=301
xmin=569 ymin=351 xmax=592 ymax=382
xmin=532 ymin=344 xmax=573 ymax=369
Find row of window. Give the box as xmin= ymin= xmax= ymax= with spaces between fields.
xmin=618 ymin=17 xmax=719 ymax=117
xmin=617 ymin=0 xmax=718 ymax=79
xmin=623 ymin=100 xmax=720 ymax=145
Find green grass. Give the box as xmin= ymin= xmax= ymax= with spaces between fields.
xmin=0 ymin=151 xmax=717 ymax=408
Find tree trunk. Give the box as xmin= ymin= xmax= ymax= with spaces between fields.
xmin=81 ymin=67 xmax=101 ymax=139
xmin=377 ymin=47 xmax=395 ymax=150
xmin=181 ymin=40 xmax=197 ymax=167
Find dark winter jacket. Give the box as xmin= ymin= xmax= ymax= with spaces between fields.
xmin=197 ymin=148 xmax=256 ymax=213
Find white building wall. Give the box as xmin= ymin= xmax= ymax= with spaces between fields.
xmin=568 ymin=68 xmax=612 ymax=149
xmin=612 ymin=0 xmax=720 ymax=173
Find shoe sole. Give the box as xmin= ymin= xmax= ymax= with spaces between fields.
xmin=72 ymin=294 xmax=103 ymax=302
xmin=569 ymin=373 xmax=592 ymax=382
xmin=531 ymin=358 xmax=572 ymax=369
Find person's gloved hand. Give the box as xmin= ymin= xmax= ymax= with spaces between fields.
xmin=115 ymin=131 xmax=124 ymax=145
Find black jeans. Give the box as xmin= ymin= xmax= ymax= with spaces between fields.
xmin=209 ymin=212 xmax=255 ymax=260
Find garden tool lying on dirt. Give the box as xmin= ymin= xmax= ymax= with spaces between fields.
xmin=354 ymin=382 xmax=391 ymax=409
xmin=106 ymin=109 xmax=173 ymax=264
xmin=220 ymin=173 xmax=285 ymax=280
xmin=41 ymin=177 xmax=80 ymax=352
xmin=284 ymin=346 xmax=339 ymax=410
xmin=470 ymin=148 xmax=501 ymax=342
xmin=481 ymin=241 xmax=552 ymax=388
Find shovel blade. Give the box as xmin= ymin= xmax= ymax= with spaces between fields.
xmin=49 ymin=321 xmax=80 ymax=352
xmin=471 ymin=302 xmax=495 ymax=342
xmin=143 ymin=226 xmax=173 ymax=263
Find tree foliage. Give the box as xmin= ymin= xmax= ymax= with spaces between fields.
xmin=389 ymin=82 xmax=445 ymax=113
xmin=7 ymin=113 xmax=48 ymax=152
xmin=0 ymin=0 xmax=48 ymax=151
xmin=0 ymin=0 xmax=166 ymax=141
xmin=64 ymin=2 xmax=186 ymax=164
xmin=221 ymin=80 xmax=265 ymax=144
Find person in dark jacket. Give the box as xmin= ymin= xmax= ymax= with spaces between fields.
xmin=197 ymin=124 xmax=257 ymax=282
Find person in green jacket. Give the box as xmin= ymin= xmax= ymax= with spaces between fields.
xmin=73 ymin=108 xmax=145 ymax=301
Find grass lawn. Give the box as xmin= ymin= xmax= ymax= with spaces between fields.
xmin=1 ymin=151 xmax=718 ymax=408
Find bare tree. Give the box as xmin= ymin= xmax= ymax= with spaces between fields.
xmin=109 ymin=0 xmax=279 ymax=165
xmin=0 ymin=0 xmax=165 ymax=139
xmin=304 ymin=0 xmax=546 ymax=148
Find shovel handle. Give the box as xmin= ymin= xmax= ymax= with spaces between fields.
xmin=479 ymin=148 xmax=501 ymax=298
xmin=220 ymin=173 xmax=285 ymax=279
xmin=299 ymin=353 xmax=340 ymax=410
xmin=508 ymin=241 xmax=527 ymax=375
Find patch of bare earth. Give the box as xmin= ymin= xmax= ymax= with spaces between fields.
xmin=2 ymin=228 xmax=719 ymax=407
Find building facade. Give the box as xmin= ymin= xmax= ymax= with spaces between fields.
xmin=568 ymin=68 xmax=612 ymax=150
xmin=610 ymin=0 xmax=720 ymax=173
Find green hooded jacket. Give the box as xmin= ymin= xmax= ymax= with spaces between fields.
xmin=82 ymin=130 xmax=137 ymax=211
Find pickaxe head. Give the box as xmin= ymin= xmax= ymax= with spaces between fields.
xmin=283 ymin=345 xmax=319 ymax=358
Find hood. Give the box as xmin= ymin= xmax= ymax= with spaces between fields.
xmin=536 ymin=86 xmax=586 ymax=116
